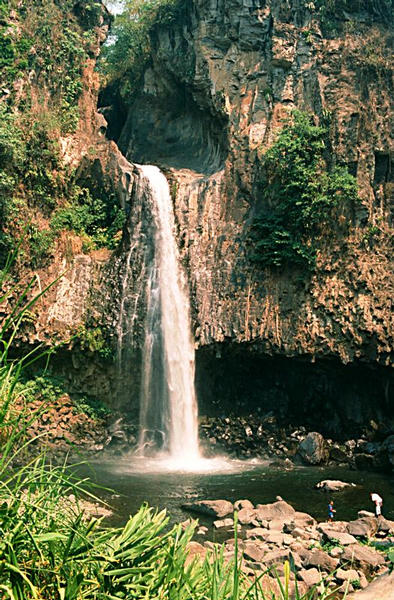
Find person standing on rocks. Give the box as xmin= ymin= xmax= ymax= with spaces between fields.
xmin=328 ymin=500 xmax=336 ymax=522
xmin=370 ymin=492 xmax=383 ymax=517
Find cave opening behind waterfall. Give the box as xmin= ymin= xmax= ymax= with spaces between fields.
xmin=195 ymin=345 xmax=393 ymax=440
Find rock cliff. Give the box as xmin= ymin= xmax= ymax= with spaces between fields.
xmin=3 ymin=1 xmax=393 ymax=433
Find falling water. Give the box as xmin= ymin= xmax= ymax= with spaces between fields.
xmin=137 ymin=165 xmax=200 ymax=461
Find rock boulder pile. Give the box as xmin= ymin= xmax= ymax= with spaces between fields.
xmin=199 ymin=415 xmax=394 ymax=473
xmin=183 ymin=497 xmax=393 ymax=597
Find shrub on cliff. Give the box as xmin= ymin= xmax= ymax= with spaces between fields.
xmin=249 ymin=110 xmax=358 ymax=270
xmin=99 ymin=0 xmax=183 ymax=98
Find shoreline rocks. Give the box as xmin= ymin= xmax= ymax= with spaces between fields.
xmin=199 ymin=415 xmax=394 ymax=473
xmin=183 ymin=496 xmax=393 ymax=598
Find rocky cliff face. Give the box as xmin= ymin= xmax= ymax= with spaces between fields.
xmin=103 ymin=0 xmax=393 ymax=429
xmin=6 ymin=1 xmax=392 ymax=432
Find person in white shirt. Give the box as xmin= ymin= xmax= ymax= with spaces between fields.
xmin=370 ymin=492 xmax=383 ymax=517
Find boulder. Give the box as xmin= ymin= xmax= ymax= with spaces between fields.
xmin=377 ymin=517 xmax=394 ymax=535
xmin=237 ymin=507 xmax=257 ymax=525
xmin=246 ymin=527 xmax=269 ymax=539
xmin=213 ymin=518 xmax=234 ymax=529
xmin=347 ymin=517 xmax=378 ymax=539
xmin=243 ymin=541 xmax=267 ymax=563
xmin=256 ymin=531 xmax=293 ymax=546
xmin=261 ymin=548 xmax=291 ymax=568
xmin=293 ymin=511 xmax=316 ymax=527
xmin=357 ymin=510 xmax=375 ymax=518
xmin=330 ymin=445 xmax=349 ymax=462
xmin=341 ymin=544 xmax=386 ymax=574
xmin=255 ymin=500 xmax=296 ymax=522
xmin=336 ymin=568 xmax=360 ymax=582
xmin=304 ymin=549 xmax=339 ymax=572
xmin=321 ymin=529 xmax=358 ymax=546
xmin=382 ymin=434 xmax=394 ymax=468
xmin=316 ymin=480 xmax=356 ymax=492
xmin=347 ymin=571 xmax=394 ymax=599
xmin=318 ymin=521 xmax=349 ymax=535
xmin=234 ymin=499 xmax=254 ymax=511
xmin=185 ymin=541 xmax=206 ymax=565
xmin=298 ymin=432 xmax=328 ymax=465
xmin=182 ymin=499 xmax=233 ymax=518
xmin=298 ymin=568 xmax=322 ymax=586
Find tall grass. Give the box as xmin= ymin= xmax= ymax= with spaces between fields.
xmin=0 ymin=255 xmax=344 ymax=599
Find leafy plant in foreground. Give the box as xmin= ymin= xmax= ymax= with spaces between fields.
xmin=0 ymin=252 xmax=347 ymax=599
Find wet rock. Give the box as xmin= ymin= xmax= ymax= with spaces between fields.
xmin=298 ymin=433 xmax=329 ymax=465
xmin=382 ymin=434 xmax=394 ymax=468
xmin=330 ymin=445 xmax=349 ymax=462
xmin=316 ymin=480 xmax=356 ymax=492
xmin=182 ymin=499 xmax=233 ymax=518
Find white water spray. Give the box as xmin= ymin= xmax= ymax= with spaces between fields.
xmin=138 ymin=165 xmax=200 ymax=462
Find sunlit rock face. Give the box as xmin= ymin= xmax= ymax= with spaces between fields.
xmin=111 ymin=0 xmax=393 ymax=372
xmin=97 ymin=0 xmax=394 ymax=427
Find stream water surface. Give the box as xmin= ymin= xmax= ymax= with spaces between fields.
xmin=81 ymin=459 xmax=394 ymax=534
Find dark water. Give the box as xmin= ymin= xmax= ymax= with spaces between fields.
xmin=79 ymin=456 xmax=394 ymax=532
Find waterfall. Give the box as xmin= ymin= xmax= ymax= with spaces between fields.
xmin=137 ymin=165 xmax=200 ymax=461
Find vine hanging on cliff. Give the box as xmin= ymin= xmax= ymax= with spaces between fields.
xmin=248 ymin=110 xmax=359 ymax=271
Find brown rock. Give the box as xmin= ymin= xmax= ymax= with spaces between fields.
xmin=341 ymin=544 xmax=386 ymax=574
xmin=262 ymin=548 xmax=291 ymax=568
xmin=298 ymin=568 xmax=323 ymax=587
xmin=304 ymin=549 xmax=339 ymax=572
xmin=335 ymin=568 xmax=360 ymax=582
xmin=246 ymin=527 xmax=269 ymax=539
xmin=234 ymin=499 xmax=254 ymax=511
xmin=186 ymin=541 xmax=206 ymax=565
xmin=255 ymin=500 xmax=296 ymax=522
xmin=243 ymin=541 xmax=266 ymax=563
xmin=321 ymin=530 xmax=358 ymax=546
xmin=182 ymin=500 xmax=233 ymax=518
xmin=298 ymin=432 xmax=328 ymax=465
xmin=347 ymin=517 xmax=378 ymax=539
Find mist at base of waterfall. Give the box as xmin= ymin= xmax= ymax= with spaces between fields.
xmin=95 ymin=451 xmax=267 ymax=475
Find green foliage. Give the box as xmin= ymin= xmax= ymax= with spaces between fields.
xmin=15 ymin=372 xmax=110 ymax=420
xmin=51 ymin=184 xmax=126 ymax=250
xmin=249 ymin=110 xmax=358 ymax=270
xmin=99 ymin=0 xmax=182 ymax=97
xmin=309 ymin=0 xmax=393 ymax=35
xmin=75 ymin=324 xmax=114 ymax=360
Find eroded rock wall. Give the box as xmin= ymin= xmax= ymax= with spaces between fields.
xmin=116 ymin=0 xmax=393 ymax=370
